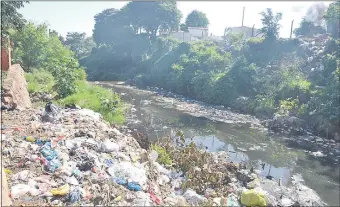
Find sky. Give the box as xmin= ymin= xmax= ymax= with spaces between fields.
xmin=19 ymin=1 xmax=332 ymax=38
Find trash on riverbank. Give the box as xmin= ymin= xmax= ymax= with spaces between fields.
xmin=2 ymin=106 xmax=327 ymax=206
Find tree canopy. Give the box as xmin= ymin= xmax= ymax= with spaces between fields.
xmin=294 ymin=18 xmax=326 ymax=37
xmin=324 ymin=1 xmax=340 ymax=38
xmin=1 ymin=1 xmax=29 ymax=36
xmin=185 ymin=10 xmax=209 ymax=28
xmin=64 ymin=32 xmax=95 ymax=59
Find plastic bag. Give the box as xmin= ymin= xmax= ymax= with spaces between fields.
xmin=241 ymin=189 xmax=267 ymax=207
xmin=183 ymin=189 xmax=208 ymax=205
xmin=12 ymin=170 xmax=31 ymax=181
xmin=11 ymin=184 xmax=31 ymax=198
xmin=150 ymin=150 xmax=158 ymax=161
xmin=50 ymin=184 xmax=70 ymax=196
xmin=108 ymin=161 xmax=147 ymax=186
xmin=99 ymin=140 xmax=119 ymax=153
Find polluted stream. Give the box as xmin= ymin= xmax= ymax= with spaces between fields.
xmin=98 ymin=81 xmax=340 ymax=206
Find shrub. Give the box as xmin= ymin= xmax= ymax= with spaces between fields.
xmin=58 ymin=81 xmax=125 ymax=124
xmin=151 ymin=144 xmax=173 ymax=165
xmin=25 ymin=69 xmax=55 ymax=94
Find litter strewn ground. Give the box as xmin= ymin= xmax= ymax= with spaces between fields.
xmin=1 ymin=105 xmax=326 ymax=206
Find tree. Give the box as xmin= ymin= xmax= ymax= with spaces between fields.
xmin=259 ymin=8 xmax=282 ymax=41
xmin=124 ymin=0 xmax=182 ymax=37
xmin=180 ymin=23 xmax=188 ymax=32
xmin=1 ymin=1 xmax=29 ymax=36
xmin=294 ymin=18 xmax=326 ymax=37
xmin=185 ymin=10 xmax=209 ymax=28
xmin=64 ymin=32 xmax=95 ymax=59
xmin=11 ymin=23 xmax=49 ymax=71
xmin=324 ymin=1 xmax=340 ymax=38
xmin=92 ymin=8 xmax=135 ymax=46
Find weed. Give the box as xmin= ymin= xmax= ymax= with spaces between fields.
xmin=58 ymin=81 xmax=125 ymax=124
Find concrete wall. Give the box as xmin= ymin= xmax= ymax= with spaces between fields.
xmin=188 ymin=27 xmax=209 ymax=38
xmin=169 ymin=31 xmax=191 ymax=42
xmin=226 ymin=26 xmax=263 ymax=38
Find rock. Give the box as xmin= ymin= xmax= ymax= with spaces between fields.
xmin=1 ymin=64 xmax=31 ymax=110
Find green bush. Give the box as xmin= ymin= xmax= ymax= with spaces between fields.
xmin=25 ymin=69 xmax=55 ymax=94
xmin=151 ymin=144 xmax=173 ymax=165
xmin=58 ymin=81 xmax=125 ymax=124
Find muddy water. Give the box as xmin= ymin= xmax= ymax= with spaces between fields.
xmin=99 ymin=81 xmax=340 ymax=206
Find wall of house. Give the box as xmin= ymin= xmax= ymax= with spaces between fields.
xmin=188 ymin=27 xmax=209 ymax=38
xmin=169 ymin=31 xmax=191 ymax=42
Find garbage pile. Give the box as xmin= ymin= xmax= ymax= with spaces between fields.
xmin=1 ymin=103 xmax=326 ymax=206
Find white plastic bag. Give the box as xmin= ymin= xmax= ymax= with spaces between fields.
xmin=153 ymin=162 xmax=170 ymax=175
xmin=11 ymin=184 xmax=31 ymax=198
xmin=108 ymin=161 xmax=147 ymax=186
xmin=99 ymin=140 xmax=119 ymax=153
xmin=150 ymin=150 xmax=158 ymax=161
xmin=12 ymin=170 xmax=31 ymax=181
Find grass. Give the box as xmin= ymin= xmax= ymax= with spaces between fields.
xmin=58 ymin=81 xmax=125 ymax=124
xmin=25 ymin=69 xmax=125 ymax=125
xmin=25 ymin=69 xmax=55 ymax=94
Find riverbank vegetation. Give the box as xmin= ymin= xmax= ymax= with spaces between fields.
xmin=2 ymin=1 xmax=339 ymax=136
xmin=73 ymin=1 xmax=339 ymax=138
xmin=2 ymin=2 xmax=124 ymax=124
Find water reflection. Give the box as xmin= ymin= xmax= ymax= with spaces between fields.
xmin=99 ymin=82 xmax=340 ymax=206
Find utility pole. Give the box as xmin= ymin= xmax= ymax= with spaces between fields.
xmin=242 ymin=7 xmax=245 ymax=27
xmin=252 ymin=24 xmax=255 ymax=37
xmin=290 ymin=19 xmax=294 ymax=39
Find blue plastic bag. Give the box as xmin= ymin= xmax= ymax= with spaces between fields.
xmin=127 ymin=182 xmax=142 ymax=191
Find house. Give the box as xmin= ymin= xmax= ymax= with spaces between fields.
xmin=187 ymin=27 xmax=209 ymax=38
xmin=160 ymin=26 xmax=209 ymax=42
xmin=224 ymin=26 xmax=264 ymax=38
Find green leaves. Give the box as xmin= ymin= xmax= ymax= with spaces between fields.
xmin=11 ymin=23 xmax=48 ymax=71
xmin=13 ymin=22 xmax=86 ymax=98
xmin=64 ymin=32 xmax=95 ymax=59
xmin=185 ymin=10 xmax=209 ymax=28
xmin=1 ymin=1 xmax=29 ymax=36
xmin=259 ymin=8 xmax=282 ymax=41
